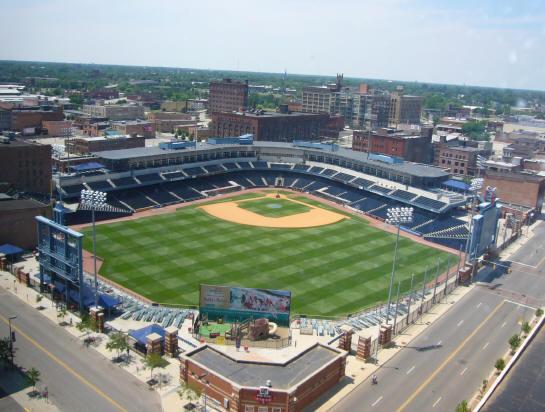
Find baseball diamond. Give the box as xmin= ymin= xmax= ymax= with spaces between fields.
xmin=81 ymin=190 xmax=456 ymax=317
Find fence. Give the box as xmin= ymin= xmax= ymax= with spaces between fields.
xmin=194 ymin=334 xmax=291 ymax=350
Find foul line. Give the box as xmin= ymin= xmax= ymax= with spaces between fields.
xmin=396 ymin=300 xmax=505 ymax=412
xmin=0 ymin=314 xmax=127 ymax=412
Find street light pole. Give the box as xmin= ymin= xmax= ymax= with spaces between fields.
xmin=80 ymin=189 xmax=107 ymax=309
xmin=8 ymin=316 xmax=16 ymax=364
xmin=385 ymin=207 xmax=414 ymax=324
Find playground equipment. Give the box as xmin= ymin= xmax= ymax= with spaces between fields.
xmin=225 ymin=318 xmax=278 ymax=341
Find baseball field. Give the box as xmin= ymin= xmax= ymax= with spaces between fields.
xmin=81 ymin=191 xmax=457 ymax=317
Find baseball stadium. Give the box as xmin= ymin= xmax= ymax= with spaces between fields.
xmin=58 ymin=140 xmax=468 ymax=319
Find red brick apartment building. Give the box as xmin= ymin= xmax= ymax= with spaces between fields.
xmin=211 ymin=111 xmax=329 ymax=142
xmin=11 ymin=106 xmax=64 ymax=131
xmin=0 ymin=139 xmax=51 ymax=194
xmin=209 ymin=79 xmax=249 ymax=114
xmin=352 ymin=128 xmax=432 ymax=163
xmin=181 ymin=344 xmax=347 ymax=412
xmin=433 ymin=144 xmax=483 ymax=176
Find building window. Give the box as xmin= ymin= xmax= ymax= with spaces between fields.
xmin=272 ymin=408 xmax=282 ymax=412
xmin=244 ymin=406 xmax=255 ymax=412
xmin=258 ymin=407 xmax=268 ymax=412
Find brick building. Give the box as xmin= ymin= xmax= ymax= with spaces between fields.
xmin=147 ymin=112 xmax=194 ymax=133
xmin=66 ymin=135 xmax=145 ymax=155
xmin=211 ymin=111 xmax=329 ymax=142
xmin=352 ymin=128 xmax=432 ymax=163
xmin=82 ymin=104 xmax=145 ymax=121
xmin=0 ymin=196 xmax=51 ymax=250
xmin=433 ymin=143 xmax=484 ymax=176
xmin=42 ymin=120 xmax=73 ymax=137
xmin=0 ymin=139 xmax=51 ymax=194
xmin=111 ymin=120 xmax=156 ymax=139
xmin=389 ymin=91 xmax=423 ymax=126
xmin=180 ymin=344 xmax=347 ymax=412
xmin=483 ymin=171 xmax=545 ymax=212
xmin=209 ymin=79 xmax=249 ymax=114
xmin=10 ymin=106 xmax=64 ymax=131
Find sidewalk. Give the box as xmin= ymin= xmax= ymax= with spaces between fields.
xmin=0 ymin=271 xmax=183 ymax=412
xmin=313 ymin=284 xmax=474 ymax=411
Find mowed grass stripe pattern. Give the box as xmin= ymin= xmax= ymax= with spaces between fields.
xmin=83 ymin=198 xmax=455 ymax=317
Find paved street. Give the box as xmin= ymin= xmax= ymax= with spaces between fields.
xmin=330 ymin=221 xmax=545 ymax=412
xmin=0 ymin=288 xmax=162 ymax=412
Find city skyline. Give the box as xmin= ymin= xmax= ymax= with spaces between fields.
xmin=1 ymin=0 xmax=545 ymax=91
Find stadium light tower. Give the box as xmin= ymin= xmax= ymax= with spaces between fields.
xmin=385 ymin=207 xmax=413 ymax=324
xmin=80 ymin=189 xmax=107 ymax=309
xmin=464 ymin=178 xmax=484 ymax=265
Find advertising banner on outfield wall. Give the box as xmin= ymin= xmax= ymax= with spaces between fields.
xmin=199 ymin=285 xmax=291 ymax=326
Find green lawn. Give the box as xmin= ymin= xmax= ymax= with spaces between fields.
xmin=237 ymin=197 xmax=310 ymax=217
xmin=82 ymin=193 xmax=456 ymax=317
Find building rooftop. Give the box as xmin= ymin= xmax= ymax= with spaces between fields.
xmin=0 ymin=198 xmax=48 ymax=211
xmin=219 ymin=110 xmax=325 ymax=119
xmin=94 ymin=146 xmax=176 ymax=159
xmin=187 ymin=344 xmax=341 ymax=390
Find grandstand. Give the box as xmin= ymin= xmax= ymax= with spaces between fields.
xmin=57 ymin=143 xmax=471 ymax=250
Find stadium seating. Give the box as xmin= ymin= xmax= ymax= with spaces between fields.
xmin=62 ymin=183 xmax=86 ymax=196
xmin=370 ymin=185 xmax=393 ymax=195
xmin=320 ymin=168 xmax=338 ymax=177
xmin=162 ymin=171 xmax=185 ymax=180
xmin=308 ymin=166 xmax=324 ymax=174
xmin=202 ymin=164 xmax=222 ymax=173
xmin=412 ymin=196 xmax=447 ymax=210
xmin=139 ymin=186 xmax=179 ymax=205
xmin=163 ymin=181 xmax=204 ymax=201
xmin=86 ymin=180 xmax=113 ymax=190
xmin=351 ymin=177 xmax=374 ymax=188
xmin=111 ymin=177 xmax=138 ymax=187
xmin=270 ymin=163 xmax=292 ymax=170
xmin=113 ymin=190 xmax=157 ymax=210
xmin=292 ymin=164 xmax=310 ymax=172
xmin=222 ymin=162 xmax=239 ymax=170
xmin=183 ymin=167 xmax=206 ymax=177
xmin=251 ymin=161 xmax=269 ymax=169
xmin=237 ymin=161 xmax=252 ymax=169
xmin=390 ymin=189 xmax=418 ymax=201
xmin=332 ymin=172 xmax=354 ymax=183
xmin=136 ymin=173 xmax=163 ymax=184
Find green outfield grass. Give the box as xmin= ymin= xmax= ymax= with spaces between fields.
xmin=82 ymin=192 xmax=456 ymax=317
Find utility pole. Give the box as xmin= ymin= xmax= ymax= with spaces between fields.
xmin=432 ymin=259 xmax=440 ymax=304
xmin=8 ymin=316 xmax=16 ymax=365
xmin=393 ymin=279 xmax=401 ymax=334
xmin=406 ymin=274 xmax=415 ymax=324
xmin=419 ymin=268 xmax=428 ymax=322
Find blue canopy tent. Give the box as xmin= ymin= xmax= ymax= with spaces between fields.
xmin=70 ymin=162 xmax=105 ymax=173
xmin=0 ymin=244 xmax=24 ymax=271
xmin=442 ymin=179 xmax=470 ymax=193
xmin=129 ymin=324 xmax=165 ymax=353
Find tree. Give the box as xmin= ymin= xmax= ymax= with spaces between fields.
xmin=57 ymin=307 xmax=68 ymax=324
xmin=143 ymin=352 xmax=167 ymax=380
xmin=495 ymin=358 xmax=506 ymax=373
xmin=106 ymin=332 xmax=130 ymax=360
xmin=536 ymin=308 xmax=543 ymax=317
xmin=462 ymin=120 xmax=490 ymax=141
xmin=480 ymin=379 xmax=488 ymax=397
xmin=26 ymin=368 xmax=41 ymax=392
xmin=178 ymin=382 xmax=201 ymax=405
xmin=521 ymin=322 xmax=531 ymax=335
xmin=455 ymin=400 xmax=471 ymax=412
xmin=509 ymin=335 xmax=521 ymax=353
xmin=76 ymin=314 xmax=96 ymax=338
xmin=0 ymin=337 xmax=11 ymax=361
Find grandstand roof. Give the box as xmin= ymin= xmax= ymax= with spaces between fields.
xmin=94 ymin=141 xmax=448 ymax=179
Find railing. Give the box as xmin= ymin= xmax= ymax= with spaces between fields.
xmin=194 ymin=334 xmax=291 ymax=350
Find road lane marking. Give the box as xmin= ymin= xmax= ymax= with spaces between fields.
xmin=482 ymin=342 xmax=489 ymax=350
xmin=457 ymin=320 xmax=464 ymax=327
xmin=501 ymin=321 xmax=507 ymax=328
xmin=432 ymin=397 xmax=442 ymax=408
xmin=0 ymin=313 xmax=127 ymax=412
xmin=406 ymin=365 xmax=415 ymax=375
xmin=505 ymin=299 xmax=536 ymax=310
xmin=476 ymin=302 xmax=482 ymax=308
xmin=372 ymin=396 xmax=383 ymax=407
xmin=504 ymin=259 xmax=536 ymax=269
xmin=460 ymin=367 xmax=468 ymax=376
xmin=396 ymin=300 xmax=505 ymax=412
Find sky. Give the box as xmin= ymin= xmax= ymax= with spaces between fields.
xmin=1 ymin=0 xmax=545 ymax=90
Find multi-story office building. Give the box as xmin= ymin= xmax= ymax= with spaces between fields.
xmin=0 ymin=139 xmax=51 ymax=194
xmin=433 ymin=143 xmax=484 ymax=176
xmin=10 ymin=106 xmax=64 ymax=131
xmin=208 ymin=79 xmax=248 ymax=114
xmin=66 ymin=135 xmax=145 ymax=155
xmin=301 ymin=74 xmax=344 ymax=114
xmin=389 ymin=90 xmax=423 ymax=127
xmin=353 ymin=93 xmax=392 ymax=129
xmin=82 ymin=104 xmax=145 ymax=121
xmin=111 ymin=120 xmax=156 ymax=139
